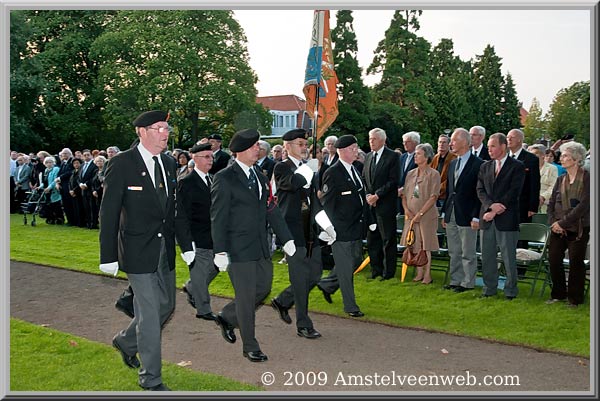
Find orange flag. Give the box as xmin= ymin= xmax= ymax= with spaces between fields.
xmin=303 ymin=10 xmax=339 ymax=141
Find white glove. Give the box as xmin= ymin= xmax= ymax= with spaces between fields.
xmin=283 ymin=240 xmax=296 ymax=257
xmin=99 ymin=261 xmax=119 ymax=277
xmin=214 ymin=252 xmax=230 ymax=272
xmin=369 ymin=224 xmax=377 ymax=231
xmin=295 ymin=163 xmax=314 ymax=188
xmin=318 ymin=230 xmax=336 ymax=245
xmin=180 ymin=250 xmax=195 ymax=265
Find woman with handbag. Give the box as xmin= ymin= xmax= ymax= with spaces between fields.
xmin=400 ymin=143 xmax=441 ymax=284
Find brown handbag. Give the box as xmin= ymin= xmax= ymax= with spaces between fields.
xmin=402 ymin=220 xmax=428 ymax=266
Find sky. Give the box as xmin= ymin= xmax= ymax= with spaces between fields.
xmin=233 ymin=9 xmax=591 ymax=115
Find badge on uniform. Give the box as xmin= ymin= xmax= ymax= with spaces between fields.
xmin=322 ymin=184 xmax=328 ymax=193
xmin=128 ymin=186 xmax=143 ymax=191
xmin=341 ymin=191 xmax=352 ymax=195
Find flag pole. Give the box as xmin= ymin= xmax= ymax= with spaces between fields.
xmin=311 ymin=88 xmax=320 ymax=159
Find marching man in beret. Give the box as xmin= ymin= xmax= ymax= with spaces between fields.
xmin=100 ymin=110 xmax=194 ymax=391
xmin=207 ymin=133 xmax=231 ymax=175
xmin=211 ymin=128 xmax=295 ymax=362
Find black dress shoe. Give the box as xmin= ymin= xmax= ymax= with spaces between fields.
xmin=196 ymin=312 xmax=217 ymax=321
xmin=347 ymin=310 xmax=364 ymax=317
xmin=443 ymin=284 xmax=459 ymax=290
xmin=243 ymin=350 xmax=268 ymax=362
xmin=270 ymin=298 xmax=292 ymax=324
xmin=216 ymin=314 xmax=236 ymax=344
xmin=115 ymin=290 xmax=135 ymax=318
xmin=141 ymin=383 xmax=171 ymax=391
xmin=182 ymin=285 xmax=196 ymax=309
xmin=317 ymin=285 xmax=333 ymax=304
xmin=505 ymin=296 xmax=516 ymax=301
xmin=371 ymin=273 xmax=382 ymax=279
xmin=112 ymin=337 xmax=140 ymax=369
xmin=453 ymin=286 xmax=473 ymax=293
xmin=297 ymin=327 xmax=322 ymax=339
xmin=379 ymin=276 xmax=393 ymax=281
xmin=479 ymin=294 xmax=494 ymax=299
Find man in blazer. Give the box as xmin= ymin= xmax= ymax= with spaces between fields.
xmin=507 ymin=128 xmax=541 ymax=224
xmin=469 ymin=125 xmax=491 ymax=160
xmin=270 ymin=129 xmax=336 ymax=339
xmin=476 ymin=133 xmax=525 ymax=300
xmin=442 ymin=128 xmax=484 ymax=292
xmin=318 ymin=135 xmax=338 ymax=189
xmin=175 ymin=143 xmax=220 ymax=322
xmin=317 ymin=135 xmax=369 ymax=318
xmin=397 ymin=131 xmax=419 ymax=214
xmin=211 ymin=128 xmax=295 ymax=363
xmin=208 ymin=133 xmax=231 ymax=175
xmin=363 ymin=128 xmax=399 ymax=280
xmin=79 ymin=149 xmax=98 ymax=228
xmin=257 ymin=140 xmax=276 ymax=181
xmin=100 ymin=110 xmax=192 ymax=391
xmin=430 ymin=134 xmax=457 ymax=209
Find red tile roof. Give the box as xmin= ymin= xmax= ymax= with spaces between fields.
xmin=257 ymin=95 xmax=307 ymax=112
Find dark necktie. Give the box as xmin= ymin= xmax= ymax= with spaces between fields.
xmin=153 ymin=156 xmax=167 ymax=209
xmin=206 ymin=174 xmax=212 ymax=188
xmin=371 ymin=152 xmax=378 ymax=177
xmin=473 ymin=150 xmax=478 ymax=157
xmin=454 ymin=158 xmax=461 ymax=182
xmin=248 ymin=168 xmax=259 ymax=198
xmin=351 ymin=166 xmax=362 ymax=189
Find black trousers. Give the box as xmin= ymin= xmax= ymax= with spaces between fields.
xmin=367 ymin=210 xmax=397 ymax=279
xmin=548 ymin=227 xmax=589 ymax=305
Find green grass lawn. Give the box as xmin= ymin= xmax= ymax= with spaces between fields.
xmin=9 ymin=214 xmax=590 ymax=357
xmin=10 ymin=318 xmax=260 ymax=391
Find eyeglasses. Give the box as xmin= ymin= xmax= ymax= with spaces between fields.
xmin=146 ymin=126 xmax=169 ymax=133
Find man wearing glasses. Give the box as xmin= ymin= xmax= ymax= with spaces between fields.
xmin=100 ymin=110 xmax=193 ymax=391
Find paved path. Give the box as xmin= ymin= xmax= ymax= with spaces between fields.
xmin=10 ymin=261 xmax=590 ymax=392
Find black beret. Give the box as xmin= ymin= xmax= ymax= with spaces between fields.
xmin=132 ymin=110 xmax=169 ymax=127
xmin=208 ymin=134 xmax=223 ymax=141
xmin=282 ymin=128 xmax=308 ymax=141
xmin=334 ymin=135 xmax=357 ymax=149
xmin=190 ymin=143 xmax=212 ymax=153
xmin=229 ymin=129 xmax=259 ymax=153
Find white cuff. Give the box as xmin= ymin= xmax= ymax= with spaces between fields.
xmin=99 ymin=262 xmax=119 ymax=276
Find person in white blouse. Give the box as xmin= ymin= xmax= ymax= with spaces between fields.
xmin=528 ymin=144 xmax=558 ymax=213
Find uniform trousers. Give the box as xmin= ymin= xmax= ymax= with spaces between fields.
xmin=221 ymin=258 xmax=273 ymax=353
xmin=275 ymin=245 xmax=322 ymax=329
xmin=446 ymin=209 xmax=478 ymax=288
xmin=185 ymin=248 xmax=218 ymax=315
xmin=481 ymin=221 xmax=519 ymax=297
xmin=114 ymin=239 xmax=175 ymax=388
xmin=318 ymin=240 xmax=362 ymax=313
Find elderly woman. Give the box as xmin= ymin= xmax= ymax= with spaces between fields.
xmin=90 ymin=155 xmax=107 ymax=229
xmin=38 ymin=156 xmax=64 ymax=224
xmin=528 ymin=144 xmax=558 ymax=213
xmin=400 ymin=143 xmax=441 ymax=284
xmin=546 ymin=141 xmax=590 ymax=308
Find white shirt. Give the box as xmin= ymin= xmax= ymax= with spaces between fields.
xmin=372 ymin=147 xmax=383 ymax=166
xmin=339 ymin=159 xmax=362 ymax=189
xmin=235 ymin=159 xmax=262 ymax=198
xmin=194 ymin=167 xmax=210 ymax=187
xmin=137 ymin=143 xmax=167 ymax=190
xmin=509 ymin=148 xmax=522 ymax=159
xmin=472 ymin=144 xmax=484 ymax=156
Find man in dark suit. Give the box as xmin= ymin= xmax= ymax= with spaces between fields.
xmin=208 ymin=133 xmax=231 ymax=175
xmin=270 ymin=129 xmax=336 ymax=339
xmin=397 ymin=131 xmax=419 ymax=214
xmin=318 ymin=135 xmax=338 ymax=189
xmin=175 ymin=143 xmax=220 ymax=322
xmin=257 ymin=140 xmax=276 ymax=181
xmin=100 ymin=110 xmax=191 ymax=391
xmin=79 ymin=149 xmax=98 ymax=228
xmin=442 ymin=128 xmax=484 ymax=292
xmin=55 ymin=148 xmax=75 ymax=225
xmin=363 ymin=128 xmax=399 ymax=280
xmin=476 ymin=132 xmax=525 ymax=300
xmin=469 ymin=125 xmax=491 ymax=160
xmin=211 ymin=128 xmax=295 ymax=363
xmin=507 ymin=128 xmax=541 ymax=224
xmin=317 ymin=135 xmax=368 ymax=318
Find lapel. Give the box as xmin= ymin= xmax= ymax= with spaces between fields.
xmin=232 ymin=162 xmax=261 ymax=201
xmin=160 ymin=153 xmax=175 ymax=203
xmin=132 ymin=148 xmax=162 ymax=210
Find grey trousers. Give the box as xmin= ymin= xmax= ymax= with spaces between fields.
xmin=276 ymin=245 xmax=323 ymax=329
xmin=185 ymin=248 xmax=218 ymax=315
xmin=481 ymin=221 xmax=519 ymax=297
xmin=446 ymin=210 xmax=478 ymax=288
xmin=115 ymin=240 xmax=175 ymax=388
xmin=318 ymin=240 xmax=362 ymax=313
xmin=221 ymin=258 xmax=273 ymax=353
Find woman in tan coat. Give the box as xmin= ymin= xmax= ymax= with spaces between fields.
xmin=400 ymin=143 xmax=441 ymax=284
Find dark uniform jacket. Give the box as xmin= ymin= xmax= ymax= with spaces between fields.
xmin=210 ymin=162 xmax=292 ymax=263
xmin=258 ymin=157 xmax=276 ymax=182
xmin=175 ymin=170 xmax=213 ymax=250
xmin=516 ymin=148 xmax=541 ymax=221
xmin=100 ymin=147 xmax=189 ymax=273
xmin=363 ymin=146 xmax=399 ymax=217
xmin=442 ymin=154 xmax=483 ymax=226
xmin=209 ymin=149 xmax=231 ymax=175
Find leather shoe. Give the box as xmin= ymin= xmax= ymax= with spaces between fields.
xmin=271 ymin=298 xmax=292 ymax=324
xmin=379 ymin=276 xmax=393 ymax=281
xmin=505 ymin=296 xmax=516 ymax=301
xmin=317 ymin=285 xmax=333 ymax=304
xmin=297 ymin=327 xmax=322 ymax=339
xmin=112 ymin=337 xmax=140 ymax=369
xmin=453 ymin=286 xmax=473 ymax=293
xmin=115 ymin=290 xmax=135 ymax=319
xmin=479 ymin=294 xmax=494 ymax=299
xmin=443 ymin=284 xmax=458 ymax=290
xmin=196 ymin=312 xmax=217 ymax=321
xmin=216 ymin=314 xmax=236 ymax=344
xmin=141 ymin=383 xmax=171 ymax=391
xmin=370 ymin=273 xmax=382 ymax=279
xmin=182 ymin=285 xmax=196 ymax=309
xmin=243 ymin=350 xmax=268 ymax=362
xmin=347 ymin=310 xmax=364 ymax=318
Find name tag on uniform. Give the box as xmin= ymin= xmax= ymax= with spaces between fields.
xmin=341 ymin=191 xmax=352 ymax=195
xmin=127 ymin=186 xmax=143 ymax=191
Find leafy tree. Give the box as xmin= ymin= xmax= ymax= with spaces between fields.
xmin=545 ymin=81 xmax=590 ymax=148
xmin=367 ymin=10 xmax=434 ymax=148
xmin=330 ymin=10 xmax=371 ymax=147
xmin=90 ymin=10 xmax=270 ymax=148
xmin=522 ymin=98 xmax=547 ymax=145
xmin=499 ymin=72 xmax=522 ymax=133
xmin=472 ymin=45 xmax=505 ymax=133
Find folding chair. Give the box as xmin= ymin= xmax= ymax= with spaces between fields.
xmin=531 ymin=213 xmax=549 ymax=226
xmin=430 ymin=216 xmax=450 ymax=284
